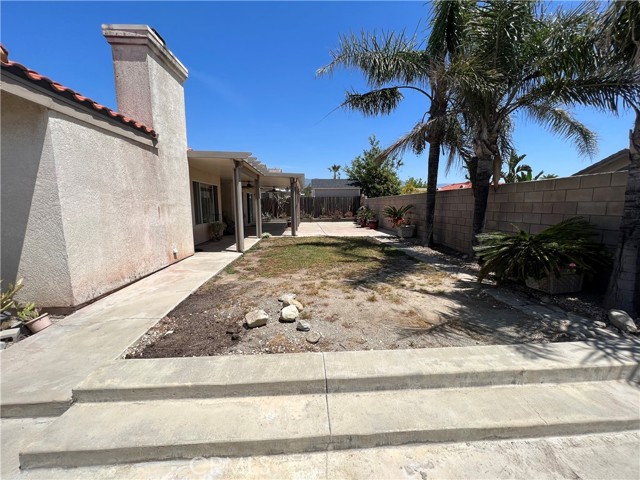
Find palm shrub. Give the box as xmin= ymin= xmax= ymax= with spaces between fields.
xmin=383 ymin=204 xmax=414 ymax=228
xmin=474 ymin=218 xmax=610 ymax=284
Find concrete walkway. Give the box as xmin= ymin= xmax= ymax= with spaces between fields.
xmin=0 ymin=239 xmax=258 ymax=418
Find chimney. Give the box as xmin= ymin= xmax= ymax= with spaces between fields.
xmin=1 ymin=44 xmax=9 ymax=63
xmin=102 ymin=25 xmax=188 ymax=130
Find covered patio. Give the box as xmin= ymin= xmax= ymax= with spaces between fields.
xmin=187 ymin=150 xmax=304 ymax=252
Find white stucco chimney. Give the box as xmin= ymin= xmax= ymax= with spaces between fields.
xmin=102 ymin=24 xmax=188 ymax=129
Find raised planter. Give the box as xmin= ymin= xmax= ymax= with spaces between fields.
xmin=24 ymin=313 xmax=52 ymax=334
xmin=526 ymin=272 xmax=584 ymax=295
xmin=397 ymin=225 xmax=416 ymax=239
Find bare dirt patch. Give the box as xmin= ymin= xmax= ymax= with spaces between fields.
xmin=126 ymin=237 xmax=574 ymax=358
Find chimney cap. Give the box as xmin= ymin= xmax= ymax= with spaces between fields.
xmin=1 ymin=44 xmax=8 ymax=63
xmin=102 ymin=24 xmax=188 ymax=82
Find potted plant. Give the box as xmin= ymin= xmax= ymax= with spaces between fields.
xmin=474 ymin=217 xmax=610 ymax=294
xmin=208 ymin=221 xmax=226 ymax=241
xmin=367 ymin=214 xmax=379 ymax=230
xmin=383 ymin=204 xmax=415 ymax=238
xmin=356 ymin=206 xmax=372 ymax=227
xmin=16 ymin=302 xmax=52 ymax=333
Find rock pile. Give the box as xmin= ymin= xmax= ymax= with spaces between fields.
xmin=242 ymin=293 xmax=322 ymax=345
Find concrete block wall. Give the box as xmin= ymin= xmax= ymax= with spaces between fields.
xmin=366 ymin=194 xmax=426 ymax=238
xmin=365 ymin=170 xmax=627 ymax=255
xmin=485 ymin=172 xmax=627 ymax=248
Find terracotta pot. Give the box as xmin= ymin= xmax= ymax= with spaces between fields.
xmin=368 ymin=220 xmax=379 ymax=230
xmin=24 ymin=313 xmax=52 ymax=333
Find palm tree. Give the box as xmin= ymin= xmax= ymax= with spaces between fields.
xmin=601 ymin=0 xmax=640 ymax=315
xmin=317 ymin=1 xmax=471 ymax=246
xmin=452 ymin=1 xmax=613 ymax=242
xmin=501 ymin=153 xmax=532 ymax=183
xmin=328 ymin=164 xmax=341 ymax=179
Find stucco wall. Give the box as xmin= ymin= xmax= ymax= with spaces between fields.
xmin=365 ymin=171 xmax=626 ymax=255
xmin=1 ymin=93 xmax=75 ymax=306
xmin=145 ymin=49 xmax=194 ymax=261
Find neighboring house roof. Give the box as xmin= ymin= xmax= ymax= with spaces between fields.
xmin=438 ymin=181 xmax=472 ymax=191
xmin=1 ymin=59 xmax=157 ymax=138
xmin=573 ymin=149 xmax=629 ymax=176
xmin=309 ymin=179 xmax=360 ymax=189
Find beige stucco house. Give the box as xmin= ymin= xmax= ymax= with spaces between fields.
xmin=1 ymin=25 xmax=302 ymax=310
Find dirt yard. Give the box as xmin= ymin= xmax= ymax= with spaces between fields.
xmin=126 ymin=237 xmax=579 ymax=358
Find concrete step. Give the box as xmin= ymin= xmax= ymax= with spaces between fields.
xmin=20 ymin=380 xmax=639 ymax=470
xmin=73 ymin=341 xmax=640 ymax=403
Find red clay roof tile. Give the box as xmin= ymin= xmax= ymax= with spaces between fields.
xmin=1 ymin=60 xmax=157 ymax=138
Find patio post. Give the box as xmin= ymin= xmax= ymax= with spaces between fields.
xmin=290 ymin=177 xmax=297 ymax=237
xmin=233 ymin=160 xmax=245 ymax=252
xmin=255 ymin=176 xmax=262 ymax=238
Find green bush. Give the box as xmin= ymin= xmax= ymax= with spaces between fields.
xmin=474 ymin=217 xmax=610 ymax=284
xmin=208 ymin=221 xmax=226 ymax=241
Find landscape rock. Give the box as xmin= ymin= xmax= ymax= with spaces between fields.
xmin=607 ymin=309 xmax=638 ymax=333
xmin=278 ymin=293 xmax=297 ymax=303
xmin=279 ymin=305 xmax=299 ymax=322
xmin=592 ymin=321 xmax=607 ymax=329
xmin=296 ymin=320 xmax=311 ymax=332
xmin=245 ymin=309 xmax=269 ymax=328
xmin=284 ymin=299 xmax=304 ymax=311
xmin=306 ymin=331 xmax=321 ymax=344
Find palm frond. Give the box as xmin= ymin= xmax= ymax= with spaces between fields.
xmin=317 ymin=31 xmax=429 ymax=87
xmin=342 ymin=88 xmax=405 ymax=117
xmin=524 ymin=103 xmax=597 ymax=158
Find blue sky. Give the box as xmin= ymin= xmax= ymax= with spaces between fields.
xmin=2 ymin=1 xmax=634 ymax=184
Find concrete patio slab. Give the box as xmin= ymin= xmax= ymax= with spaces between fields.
xmin=9 ymin=431 xmax=640 ymax=479
xmin=327 ymin=380 xmax=639 ymax=450
xmin=282 ymin=221 xmax=394 ymax=238
xmin=324 ymin=341 xmax=640 ymax=392
xmin=20 ymin=395 xmax=331 ymax=469
xmin=73 ymin=353 xmax=326 ymax=402
xmin=0 ymin=250 xmax=248 ymax=418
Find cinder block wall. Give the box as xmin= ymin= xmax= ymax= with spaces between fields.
xmin=365 ymin=171 xmax=627 ymax=255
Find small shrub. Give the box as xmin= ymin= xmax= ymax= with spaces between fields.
xmin=16 ymin=302 xmax=40 ymax=322
xmin=261 ymin=232 xmax=272 ymax=239
xmin=208 ymin=221 xmax=226 ymax=241
xmin=474 ymin=217 xmax=610 ymax=284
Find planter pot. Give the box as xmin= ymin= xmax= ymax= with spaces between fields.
xmin=24 ymin=313 xmax=52 ymax=333
xmin=397 ymin=225 xmax=416 ymax=239
xmin=526 ymin=272 xmax=584 ymax=295
xmin=368 ymin=220 xmax=379 ymax=230
xmin=359 ymin=219 xmax=367 ymax=227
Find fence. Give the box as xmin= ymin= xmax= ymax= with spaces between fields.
xmin=365 ymin=171 xmax=627 ymax=255
xmin=300 ymin=196 xmax=360 ymax=219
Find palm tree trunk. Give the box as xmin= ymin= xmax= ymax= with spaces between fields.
xmin=472 ymin=153 xmax=493 ymax=243
xmin=424 ymin=140 xmax=441 ymax=246
xmin=605 ymin=107 xmax=640 ymax=316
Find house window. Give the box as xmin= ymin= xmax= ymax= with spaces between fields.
xmin=192 ymin=181 xmax=219 ymax=224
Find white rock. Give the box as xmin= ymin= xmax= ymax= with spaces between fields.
xmin=284 ymin=298 xmax=304 ymax=311
xmin=279 ymin=305 xmax=299 ymax=322
xmin=278 ymin=293 xmax=297 ymax=303
xmin=296 ymin=320 xmax=311 ymax=332
xmin=607 ymin=309 xmax=638 ymax=333
xmin=245 ymin=309 xmax=268 ymax=328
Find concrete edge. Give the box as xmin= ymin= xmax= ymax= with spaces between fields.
xmin=19 ymin=435 xmax=333 ymax=470
xmin=1 ymin=401 xmax=72 ymax=419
